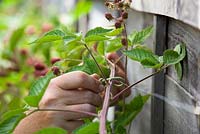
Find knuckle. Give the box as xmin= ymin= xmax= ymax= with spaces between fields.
xmin=39 ymin=97 xmax=57 ymax=108
xmin=76 ymin=72 xmax=88 ymax=83
xmin=85 ymin=104 xmax=95 ymax=112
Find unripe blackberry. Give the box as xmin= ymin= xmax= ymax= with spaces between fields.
xmin=51 ymin=57 xmax=61 ymax=65
xmin=105 ymin=13 xmax=113 ymax=21
xmin=118 ymin=2 xmax=124 ymax=8
xmin=121 ymin=37 xmax=127 ymax=46
xmin=105 ymin=2 xmax=110 ymax=7
xmin=34 ymin=69 xmax=48 ymax=77
xmin=51 ymin=66 xmax=60 ymax=76
xmin=34 ymin=63 xmax=45 ymax=70
xmin=20 ymin=49 xmax=28 ymax=56
xmin=115 ymin=21 xmax=121 ymax=28
xmin=122 ymin=11 xmax=128 ymax=19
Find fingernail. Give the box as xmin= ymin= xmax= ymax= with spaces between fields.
xmin=99 ymin=84 xmax=105 ymax=92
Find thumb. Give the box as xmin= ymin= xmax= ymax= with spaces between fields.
xmin=91 ymin=73 xmax=100 ymax=80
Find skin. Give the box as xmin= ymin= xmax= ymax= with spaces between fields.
xmin=14 ymin=53 xmax=130 ymax=134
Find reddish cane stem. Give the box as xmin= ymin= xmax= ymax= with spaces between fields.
xmin=99 ymin=62 xmax=115 ymax=134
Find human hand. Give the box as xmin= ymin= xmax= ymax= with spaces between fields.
xmin=14 ymin=71 xmax=104 ymax=134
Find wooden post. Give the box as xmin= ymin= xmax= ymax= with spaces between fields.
xmin=151 ymin=15 xmax=168 ymax=134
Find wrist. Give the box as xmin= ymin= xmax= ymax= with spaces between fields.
xmin=14 ymin=111 xmax=52 ymax=134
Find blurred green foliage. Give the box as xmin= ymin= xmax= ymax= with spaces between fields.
xmin=0 ymin=0 xmax=92 ymax=116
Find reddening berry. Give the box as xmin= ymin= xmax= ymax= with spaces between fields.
xmin=105 ymin=2 xmax=110 ymax=7
xmin=51 ymin=66 xmax=60 ymax=76
xmin=42 ymin=23 xmax=53 ymax=33
xmin=122 ymin=11 xmax=128 ymax=19
xmin=20 ymin=49 xmax=28 ymax=56
xmin=121 ymin=37 xmax=127 ymax=46
xmin=34 ymin=69 xmax=48 ymax=77
xmin=51 ymin=57 xmax=61 ymax=65
xmin=25 ymin=25 xmax=36 ymax=35
xmin=115 ymin=21 xmax=122 ymax=28
xmin=34 ymin=63 xmax=45 ymax=70
xmin=105 ymin=13 xmax=113 ymax=21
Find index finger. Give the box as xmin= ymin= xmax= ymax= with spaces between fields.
xmin=49 ymin=71 xmax=104 ymax=93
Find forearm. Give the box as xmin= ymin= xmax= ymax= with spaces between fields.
xmin=13 ymin=111 xmax=51 ymax=134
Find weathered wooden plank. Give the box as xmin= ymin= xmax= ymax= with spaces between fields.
xmin=130 ymin=0 xmax=200 ymax=29
xmin=167 ymin=18 xmax=200 ymax=103
xmin=151 ymin=15 xmax=168 ymax=134
xmin=164 ymin=75 xmax=200 ymax=134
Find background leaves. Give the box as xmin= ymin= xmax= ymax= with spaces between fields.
xmin=24 ymin=72 xmax=55 ymax=107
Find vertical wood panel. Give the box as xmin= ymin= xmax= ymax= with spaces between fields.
xmin=151 ymin=15 xmax=168 ymax=134
xmin=165 ymin=18 xmax=200 ymax=134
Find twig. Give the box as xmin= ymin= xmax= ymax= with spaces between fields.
xmin=123 ymin=23 xmax=128 ymax=82
xmin=112 ymin=69 xmax=162 ymax=101
xmin=83 ymin=43 xmax=107 ymax=82
xmin=26 ymin=108 xmax=98 ymax=117
xmin=99 ymin=60 xmax=116 ymax=134
xmin=122 ymin=23 xmax=129 ymax=112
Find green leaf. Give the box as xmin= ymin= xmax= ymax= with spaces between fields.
xmin=73 ymin=122 xmax=99 ymax=134
xmin=85 ymin=35 xmax=109 ymax=42
xmin=141 ymin=58 xmax=162 ymax=69
xmin=85 ymin=27 xmax=112 ymax=37
xmin=163 ymin=44 xmax=186 ymax=65
xmin=9 ymin=27 xmax=24 ymax=51
xmin=0 ymin=112 xmax=25 ymax=134
xmin=129 ymin=26 xmax=153 ymax=45
xmin=105 ymin=38 xmax=123 ymax=53
xmin=163 ymin=50 xmax=179 ymax=65
xmin=106 ymin=27 xmax=123 ymax=36
xmin=24 ymin=72 xmax=55 ymax=107
xmin=123 ymin=46 xmax=159 ymax=67
xmin=35 ymin=127 xmax=67 ymax=134
xmin=30 ymin=30 xmax=65 ymax=44
xmin=71 ymin=0 xmax=93 ymax=22
xmin=8 ymin=97 xmax=21 ymax=110
xmin=63 ymin=33 xmax=82 ymax=45
xmin=67 ymin=58 xmax=99 ymax=75
xmin=97 ymin=41 xmax=105 ymax=55
xmin=1 ymin=108 xmax=27 ymax=121
xmin=45 ymin=29 xmax=65 ymax=36
xmin=175 ymin=62 xmax=183 ymax=80
xmin=115 ymin=94 xmax=150 ymax=128
xmin=24 ymin=96 xmax=41 ymax=107
xmin=174 ymin=44 xmax=181 ymax=54
xmin=114 ymin=125 xmax=126 ymax=134
xmin=33 ymin=36 xmax=63 ymax=44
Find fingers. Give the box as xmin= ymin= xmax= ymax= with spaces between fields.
xmin=60 ymin=90 xmax=103 ymax=107
xmin=49 ymin=71 xmax=104 ymax=93
xmin=48 ymin=104 xmax=96 ymax=121
xmin=40 ymin=89 xmax=103 ymax=108
xmin=91 ymin=73 xmax=100 ymax=80
xmin=106 ymin=53 xmax=124 ymax=70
